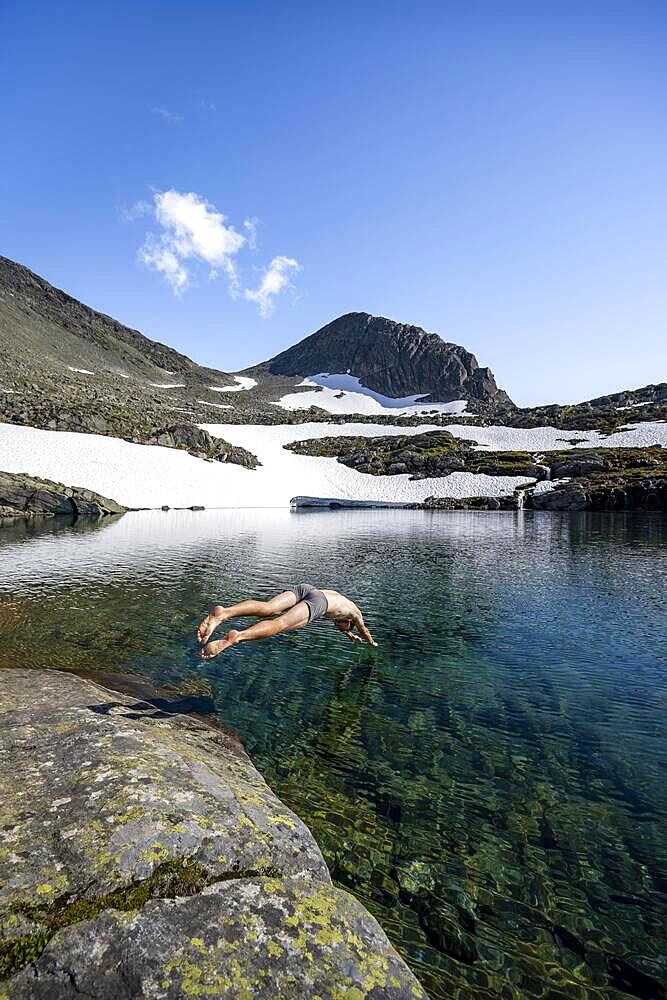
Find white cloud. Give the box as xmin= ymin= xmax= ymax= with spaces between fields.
xmin=119 ymin=200 xmax=151 ymax=222
xmin=152 ymin=106 xmax=183 ymax=124
xmin=138 ymin=190 xmax=246 ymax=295
xmin=243 ymin=217 xmax=259 ymax=250
xmin=244 ymin=256 xmax=301 ymax=318
xmin=139 ymin=237 xmax=189 ymax=294
xmin=134 ymin=189 xmax=300 ymax=309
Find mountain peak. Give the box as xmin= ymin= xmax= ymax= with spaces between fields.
xmin=262 ymin=312 xmax=514 ymax=409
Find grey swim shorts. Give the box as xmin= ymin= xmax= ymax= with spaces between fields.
xmin=290 ymin=584 xmax=328 ymax=622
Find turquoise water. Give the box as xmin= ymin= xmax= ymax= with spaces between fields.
xmin=1 ymin=509 xmax=666 ymax=999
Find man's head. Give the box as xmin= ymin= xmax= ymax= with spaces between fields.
xmin=334 ymin=618 xmax=353 ymax=634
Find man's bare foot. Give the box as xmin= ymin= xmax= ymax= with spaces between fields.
xmin=200 ymin=629 xmax=241 ymax=659
xmin=197 ymin=605 xmax=227 ymax=644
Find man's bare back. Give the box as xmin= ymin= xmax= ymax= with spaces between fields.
xmin=197 ymin=585 xmax=377 ymax=659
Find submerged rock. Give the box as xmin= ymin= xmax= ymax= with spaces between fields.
xmin=0 ymin=669 xmax=425 ymax=998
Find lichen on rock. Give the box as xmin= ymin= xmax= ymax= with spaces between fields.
xmin=0 ymin=669 xmax=425 ymax=998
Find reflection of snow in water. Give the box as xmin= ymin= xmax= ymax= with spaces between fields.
xmin=0 ymin=504 xmax=570 ymax=588
xmin=277 ymin=373 xmax=468 ymax=416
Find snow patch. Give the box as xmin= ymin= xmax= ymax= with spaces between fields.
xmin=529 ymin=478 xmax=570 ymax=495
xmin=200 ymin=422 xmax=534 ymax=507
xmin=149 ymin=382 xmax=186 ymax=389
xmin=0 ymin=422 xmax=534 ymax=510
xmin=210 ymin=376 xmax=257 ymax=393
xmin=67 ymin=367 xmax=94 ymax=375
xmin=441 ymin=421 xmax=667 ymax=451
xmin=3 ymin=417 xmax=659 ymax=512
xmin=197 ymin=400 xmax=233 ymax=410
xmin=277 ymin=374 xmax=469 ymax=416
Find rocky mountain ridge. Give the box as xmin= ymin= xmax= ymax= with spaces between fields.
xmin=0 ymin=255 xmax=232 ymax=384
xmin=0 ymin=256 xmax=665 ymax=514
xmin=256 ymin=311 xmax=513 ymax=411
xmin=1 ymin=256 xmax=664 ymax=434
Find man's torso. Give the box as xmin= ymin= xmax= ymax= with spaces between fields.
xmin=321 ymin=589 xmax=360 ymax=623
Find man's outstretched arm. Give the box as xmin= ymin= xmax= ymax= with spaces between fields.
xmin=355 ymin=615 xmax=378 ymax=646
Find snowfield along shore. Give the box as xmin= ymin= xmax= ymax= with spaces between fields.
xmin=0 ymin=420 xmax=664 ymax=511
xmin=0 ymin=422 xmax=526 ymax=509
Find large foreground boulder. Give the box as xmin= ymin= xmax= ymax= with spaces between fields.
xmin=0 ymin=669 xmax=425 ymax=999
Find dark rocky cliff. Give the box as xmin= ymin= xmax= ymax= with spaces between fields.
xmin=261 ymin=311 xmax=514 ymax=409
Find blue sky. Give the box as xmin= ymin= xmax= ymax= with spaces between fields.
xmin=2 ymin=1 xmax=666 ymax=405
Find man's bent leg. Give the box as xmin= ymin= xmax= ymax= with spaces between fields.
xmin=197 ymin=591 xmax=297 ymax=644
xmin=200 ymin=602 xmax=309 ymax=659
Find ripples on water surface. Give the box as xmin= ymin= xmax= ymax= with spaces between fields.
xmin=1 ymin=509 xmax=666 ymax=999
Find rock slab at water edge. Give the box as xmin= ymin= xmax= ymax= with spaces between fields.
xmin=0 ymin=471 xmax=127 ymax=519
xmin=0 ymin=668 xmax=426 ymax=999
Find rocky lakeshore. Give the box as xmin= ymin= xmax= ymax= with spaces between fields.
xmin=0 ymin=668 xmax=425 ymax=999
xmin=287 ymin=433 xmax=667 ymax=512
xmin=0 ymin=472 xmax=127 ymax=520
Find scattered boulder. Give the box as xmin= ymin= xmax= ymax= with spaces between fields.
xmin=421 ymin=494 xmax=521 ymax=511
xmin=524 ymin=477 xmax=667 ymax=512
xmin=290 ymin=496 xmax=409 ymax=509
xmin=289 ymin=438 xmax=665 ymax=513
xmin=287 ymin=431 xmax=545 ymax=481
xmin=549 ymin=451 xmax=610 ymax=478
xmin=147 ymin=424 xmax=259 ymax=469
xmin=528 ymin=484 xmax=589 ymax=511
xmin=153 ymin=423 xmax=213 ymax=451
xmin=523 ymin=448 xmax=667 ymax=511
